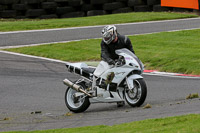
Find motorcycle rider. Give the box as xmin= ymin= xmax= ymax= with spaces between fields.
xmin=101 ymin=25 xmax=135 ymax=65
xmin=100 ymin=25 xmax=135 ymax=107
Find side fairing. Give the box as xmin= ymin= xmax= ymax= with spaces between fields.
xmin=93 ymin=61 xmax=110 ymax=77
xmin=100 ymin=67 xmax=133 ymax=84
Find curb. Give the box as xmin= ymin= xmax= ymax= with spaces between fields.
xmin=143 ymin=70 xmax=200 ymax=78
xmin=85 ymin=61 xmax=200 ymax=78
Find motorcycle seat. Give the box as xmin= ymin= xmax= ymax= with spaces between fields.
xmin=82 ymin=67 xmax=95 ymax=74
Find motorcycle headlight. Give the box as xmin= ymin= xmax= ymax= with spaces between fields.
xmin=129 ymin=63 xmax=139 ymax=68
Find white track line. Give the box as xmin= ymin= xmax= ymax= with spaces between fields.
xmin=0 ymin=50 xmax=69 ymax=64
xmin=0 ymin=39 xmax=83 ymax=49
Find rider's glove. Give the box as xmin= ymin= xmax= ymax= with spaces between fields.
xmin=108 ymin=60 xmax=115 ymax=65
xmin=116 ymin=60 xmax=121 ymax=66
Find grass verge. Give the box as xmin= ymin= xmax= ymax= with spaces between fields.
xmin=3 ymin=114 xmax=200 ymax=133
xmin=4 ymin=29 xmax=200 ymax=75
xmin=0 ymin=12 xmax=198 ymax=32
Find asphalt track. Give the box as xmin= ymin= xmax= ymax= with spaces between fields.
xmin=1 ymin=17 xmax=200 ymax=47
xmin=0 ymin=18 xmax=200 ymax=131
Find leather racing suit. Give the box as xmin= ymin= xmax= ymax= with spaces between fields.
xmin=101 ymin=34 xmax=135 ymax=65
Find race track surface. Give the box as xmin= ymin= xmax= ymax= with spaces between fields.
xmin=0 ymin=52 xmax=199 ymax=131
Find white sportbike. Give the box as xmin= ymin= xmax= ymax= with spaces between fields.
xmin=63 ymin=48 xmax=147 ymax=113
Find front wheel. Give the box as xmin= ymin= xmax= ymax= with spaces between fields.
xmin=65 ymin=82 xmax=90 ymax=113
xmin=125 ymin=79 xmax=147 ymax=107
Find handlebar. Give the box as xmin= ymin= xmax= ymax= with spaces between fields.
xmin=114 ymin=56 xmax=125 ymax=67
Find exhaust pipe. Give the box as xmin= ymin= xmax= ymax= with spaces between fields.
xmin=63 ymin=79 xmax=92 ymax=97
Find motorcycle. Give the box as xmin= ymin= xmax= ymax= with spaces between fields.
xmin=63 ymin=48 xmax=147 ymax=113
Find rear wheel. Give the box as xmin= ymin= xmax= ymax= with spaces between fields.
xmin=65 ymin=82 xmax=90 ymax=113
xmin=125 ymin=79 xmax=147 ymax=107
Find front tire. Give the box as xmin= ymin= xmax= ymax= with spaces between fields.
xmin=125 ymin=79 xmax=147 ymax=107
xmin=65 ymin=82 xmax=90 ymax=113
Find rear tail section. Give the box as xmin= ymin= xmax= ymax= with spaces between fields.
xmin=66 ymin=63 xmax=95 ymax=79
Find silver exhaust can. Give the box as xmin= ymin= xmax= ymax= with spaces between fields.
xmin=63 ymin=79 xmax=91 ymax=97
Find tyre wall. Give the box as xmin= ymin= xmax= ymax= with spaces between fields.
xmin=0 ymin=0 xmax=195 ymax=19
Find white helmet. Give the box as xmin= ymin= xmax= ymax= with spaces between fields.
xmin=101 ymin=25 xmax=117 ymax=44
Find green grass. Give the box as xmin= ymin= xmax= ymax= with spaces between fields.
xmin=4 ymin=39 xmax=101 ymax=61
xmin=3 ymin=114 xmax=200 ymax=133
xmin=132 ymin=29 xmax=200 ymax=75
xmin=0 ymin=12 xmax=198 ymax=32
xmin=4 ymin=29 xmax=200 ymax=75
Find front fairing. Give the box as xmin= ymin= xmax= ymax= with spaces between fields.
xmin=115 ymin=48 xmax=144 ymax=72
xmin=103 ymin=49 xmax=144 ymax=83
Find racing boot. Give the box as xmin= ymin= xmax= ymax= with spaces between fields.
xmin=117 ymin=101 xmax=125 ymax=107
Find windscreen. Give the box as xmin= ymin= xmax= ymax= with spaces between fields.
xmin=115 ymin=48 xmax=144 ymax=71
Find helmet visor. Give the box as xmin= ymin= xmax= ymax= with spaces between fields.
xmin=104 ymin=36 xmax=111 ymax=41
xmin=103 ymin=32 xmax=113 ymax=44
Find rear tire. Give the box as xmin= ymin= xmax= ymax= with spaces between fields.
xmin=65 ymin=82 xmax=90 ymax=113
xmin=125 ymin=79 xmax=147 ymax=107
